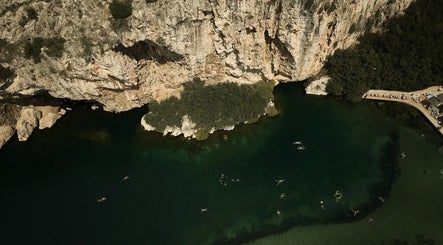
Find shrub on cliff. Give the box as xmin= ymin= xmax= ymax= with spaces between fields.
xmin=0 ymin=64 xmax=13 ymax=83
xmin=109 ymin=0 xmax=132 ymax=19
xmin=24 ymin=37 xmax=66 ymax=63
xmin=25 ymin=7 xmax=38 ymax=20
xmin=304 ymin=0 xmax=315 ymax=11
xmin=19 ymin=7 xmax=38 ymax=26
xmin=24 ymin=37 xmax=44 ymax=62
xmin=44 ymin=37 xmax=66 ymax=58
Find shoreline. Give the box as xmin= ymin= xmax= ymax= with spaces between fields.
xmin=363 ymin=86 xmax=443 ymax=137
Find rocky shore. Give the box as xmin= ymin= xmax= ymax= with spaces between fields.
xmin=0 ymin=104 xmax=65 ymax=148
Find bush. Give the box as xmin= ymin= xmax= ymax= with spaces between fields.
xmin=304 ymin=0 xmax=315 ymax=11
xmin=24 ymin=37 xmax=66 ymax=63
xmin=44 ymin=37 xmax=66 ymax=58
xmin=24 ymin=37 xmax=44 ymax=62
xmin=81 ymin=36 xmax=93 ymax=58
xmin=19 ymin=7 xmax=38 ymax=26
xmin=0 ymin=65 xmax=14 ymax=83
xmin=25 ymin=7 xmax=38 ymax=20
xmin=109 ymin=0 xmax=132 ymax=19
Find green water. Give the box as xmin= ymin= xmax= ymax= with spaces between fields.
xmin=1 ymin=84 xmax=441 ymax=244
xmin=250 ymin=117 xmax=443 ymax=245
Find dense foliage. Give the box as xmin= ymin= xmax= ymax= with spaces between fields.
xmin=143 ymin=79 xmax=274 ymax=132
xmin=326 ymin=0 xmax=443 ymax=101
xmin=109 ymin=0 xmax=132 ymax=19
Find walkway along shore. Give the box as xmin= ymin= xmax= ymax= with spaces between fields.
xmin=363 ymin=86 xmax=443 ymax=137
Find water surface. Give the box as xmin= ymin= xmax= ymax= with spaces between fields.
xmin=2 ymin=84 xmax=436 ymax=244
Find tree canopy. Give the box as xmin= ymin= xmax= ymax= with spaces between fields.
xmin=143 ymin=79 xmax=275 ymax=133
xmin=326 ymin=0 xmax=443 ymax=101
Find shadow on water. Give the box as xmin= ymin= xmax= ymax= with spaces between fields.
xmin=1 ymin=83 xmax=437 ymax=245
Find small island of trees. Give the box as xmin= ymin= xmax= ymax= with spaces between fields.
xmin=143 ymin=79 xmax=276 ymax=137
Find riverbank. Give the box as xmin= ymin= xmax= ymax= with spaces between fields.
xmin=364 ymin=86 xmax=443 ymax=137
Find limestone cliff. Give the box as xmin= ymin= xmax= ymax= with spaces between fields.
xmin=0 ymin=0 xmax=413 ymax=146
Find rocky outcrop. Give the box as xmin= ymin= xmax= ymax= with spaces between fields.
xmin=306 ymin=76 xmax=329 ymax=95
xmin=0 ymin=103 xmax=20 ymax=148
xmin=0 ymin=0 xmax=413 ymax=146
xmin=37 ymin=106 xmax=66 ymax=129
xmin=0 ymin=104 xmax=65 ymax=145
xmin=0 ymin=125 xmax=15 ymax=149
xmin=16 ymin=107 xmax=42 ymax=141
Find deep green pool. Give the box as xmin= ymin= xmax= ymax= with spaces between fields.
xmin=1 ymin=84 xmax=441 ymax=244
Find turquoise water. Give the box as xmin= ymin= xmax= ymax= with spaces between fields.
xmin=0 ymin=84 xmax=436 ymax=244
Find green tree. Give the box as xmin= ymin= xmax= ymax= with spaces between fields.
xmin=109 ymin=0 xmax=132 ymax=19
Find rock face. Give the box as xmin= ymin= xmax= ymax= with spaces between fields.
xmin=0 ymin=0 xmax=413 ymax=147
xmin=1 ymin=0 xmax=412 ymax=111
xmin=16 ymin=107 xmax=42 ymax=141
xmin=0 ymin=125 xmax=15 ymax=148
xmin=0 ymin=104 xmax=65 ymax=145
xmin=306 ymin=76 xmax=330 ymax=96
xmin=0 ymin=103 xmax=20 ymax=148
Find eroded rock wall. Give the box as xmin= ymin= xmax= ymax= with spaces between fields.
xmin=1 ymin=0 xmax=412 ymax=111
xmin=0 ymin=0 xmax=413 ymax=147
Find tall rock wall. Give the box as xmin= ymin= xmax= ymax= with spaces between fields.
xmin=0 ymin=0 xmax=413 ymax=147
xmin=0 ymin=0 xmax=413 ymax=112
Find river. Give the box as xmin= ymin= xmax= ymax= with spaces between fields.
xmin=1 ymin=83 xmax=442 ymax=244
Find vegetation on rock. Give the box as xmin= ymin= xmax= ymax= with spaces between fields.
xmin=44 ymin=37 xmax=66 ymax=58
xmin=304 ymin=0 xmax=315 ymax=11
xmin=24 ymin=38 xmax=44 ymax=62
xmin=19 ymin=7 xmax=38 ymax=26
xmin=0 ymin=65 xmax=14 ymax=84
xmin=326 ymin=0 xmax=443 ymax=101
xmin=80 ymin=35 xmax=93 ymax=59
xmin=24 ymin=37 xmax=66 ymax=63
xmin=109 ymin=0 xmax=132 ymax=19
xmin=143 ymin=79 xmax=276 ymax=134
xmin=25 ymin=7 xmax=38 ymax=20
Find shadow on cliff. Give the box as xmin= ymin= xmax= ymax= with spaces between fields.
xmin=113 ymin=39 xmax=184 ymax=64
